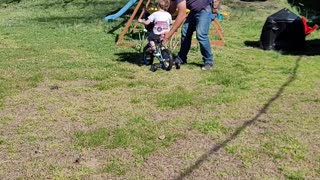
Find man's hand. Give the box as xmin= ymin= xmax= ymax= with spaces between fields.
xmin=163 ymin=31 xmax=172 ymax=44
xmin=138 ymin=19 xmax=143 ymax=23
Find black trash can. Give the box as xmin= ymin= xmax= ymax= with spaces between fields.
xmin=260 ymin=8 xmax=306 ymax=50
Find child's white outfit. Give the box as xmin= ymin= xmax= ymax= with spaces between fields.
xmin=147 ymin=11 xmax=172 ymax=56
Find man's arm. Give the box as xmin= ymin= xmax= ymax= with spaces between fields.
xmin=164 ymin=0 xmax=187 ymax=43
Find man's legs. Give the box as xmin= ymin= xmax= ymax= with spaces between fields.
xmin=176 ymin=13 xmax=196 ymax=65
xmin=195 ymin=5 xmax=214 ymax=66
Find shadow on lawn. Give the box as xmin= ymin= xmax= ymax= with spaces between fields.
xmin=0 ymin=0 xmax=21 ymax=5
xmin=244 ymin=39 xmax=320 ymax=56
xmin=114 ymin=51 xmax=145 ymax=66
xmin=175 ymin=56 xmax=302 ymax=180
xmin=31 ymin=0 xmax=134 ymax=25
xmin=33 ymin=0 xmax=111 ymax=9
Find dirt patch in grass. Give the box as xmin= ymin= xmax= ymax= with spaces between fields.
xmin=0 ymin=77 xmax=212 ymax=179
xmin=0 ymin=79 xmax=145 ymax=178
xmin=1 ymin=65 xmax=319 ymax=179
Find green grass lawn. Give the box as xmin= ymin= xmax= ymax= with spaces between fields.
xmin=0 ymin=0 xmax=319 ymax=179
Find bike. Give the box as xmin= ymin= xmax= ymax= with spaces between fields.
xmin=143 ymin=38 xmax=174 ymax=72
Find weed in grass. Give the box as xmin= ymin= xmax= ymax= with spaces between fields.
xmin=262 ymin=133 xmax=308 ymax=161
xmin=95 ymin=80 xmax=123 ymax=91
xmin=108 ymin=128 xmax=132 ymax=148
xmin=25 ymin=135 xmax=38 ymax=143
xmin=183 ymin=152 xmax=198 ymax=161
xmin=65 ymin=167 xmax=95 ymax=180
xmin=80 ymin=103 xmax=108 ymax=114
xmin=26 ymin=72 xmax=44 ymax=88
xmin=225 ymin=145 xmax=238 ymax=155
xmin=279 ymin=166 xmax=306 ymax=180
xmin=102 ymin=159 xmax=126 ymax=176
xmin=107 ymin=117 xmax=157 ymax=156
xmin=276 ymin=66 xmax=294 ymax=75
xmin=238 ymin=146 xmax=259 ymax=165
xmin=16 ymin=119 xmax=40 ymax=135
xmin=74 ymin=128 xmax=108 ymax=148
xmin=60 ymin=107 xmax=80 ymax=121
xmin=127 ymin=80 xmax=158 ymax=88
xmin=74 ymin=116 xmax=182 ymax=157
xmin=157 ymin=89 xmax=195 ymax=109
xmin=193 ymin=119 xmax=226 ymax=134
xmin=203 ymin=88 xmax=244 ymax=105
xmin=301 ymin=98 xmax=320 ymax=103
xmin=37 ymin=104 xmax=47 ymax=111
xmin=130 ymin=97 xmax=142 ymax=104
xmin=210 ymin=71 xmax=248 ymax=89
xmin=82 ymin=117 xmax=97 ymax=126
xmin=134 ymin=143 xmax=157 ymax=156
xmin=0 ymin=80 xmax=9 ymax=107
xmin=0 ymin=138 xmax=5 ymax=145
xmin=0 ymin=115 xmax=14 ymax=127
xmin=7 ymin=144 xmax=18 ymax=154
xmin=135 ymin=31 xmax=148 ymax=53
xmin=275 ymin=118 xmax=284 ymax=124
xmin=232 ymin=62 xmax=253 ymax=74
xmin=192 ymin=119 xmax=230 ymax=140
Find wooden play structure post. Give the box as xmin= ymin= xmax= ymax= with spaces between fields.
xmin=116 ymin=0 xmax=150 ymax=46
xmin=115 ymin=0 xmax=225 ymax=47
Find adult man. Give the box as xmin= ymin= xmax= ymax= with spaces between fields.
xmin=164 ymin=0 xmax=216 ymax=70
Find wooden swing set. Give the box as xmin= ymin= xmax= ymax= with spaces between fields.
xmin=115 ymin=0 xmax=225 ymax=47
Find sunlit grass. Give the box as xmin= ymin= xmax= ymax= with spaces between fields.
xmin=0 ymin=0 xmax=319 ymax=179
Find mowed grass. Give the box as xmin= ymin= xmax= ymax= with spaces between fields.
xmin=0 ymin=0 xmax=320 ymax=179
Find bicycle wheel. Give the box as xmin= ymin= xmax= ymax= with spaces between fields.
xmin=143 ymin=45 xmax=154 ymax=65
xmin=160 ymin=49 xmax=173 ymax=71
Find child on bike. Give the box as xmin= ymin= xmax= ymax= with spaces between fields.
xmin=138 ymin=0 xmax=172 ymax=56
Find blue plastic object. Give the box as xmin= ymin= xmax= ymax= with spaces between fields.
xmin=104 ymin=0 xmax=138 ymax=22
xmin=217 ymin=13 xmax=223 ymax=21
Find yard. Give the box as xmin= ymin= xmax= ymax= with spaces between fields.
xmin=0 ymin=0 xmax=319 ymax=179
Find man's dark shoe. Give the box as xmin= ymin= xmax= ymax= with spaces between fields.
xmin=174 ymin=57 xmax=182 ymax=70
xmin=175 ymin=61 xmax=181 ymax=69
xmin=201 ymin=64 xmax=213 ymax=71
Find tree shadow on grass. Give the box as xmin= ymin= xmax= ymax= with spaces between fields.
xmin=106 ymin=18 xmax=129 ymax=34
xmin=0 ymin=0 xmax=21 ymax=5
xmin=34 ymin=16 xmax=102 ymax=24
xmin=175 ymin=56 xmax=302 ymax=180
xmin=244 ymin=39 xmax=320 ymax=56
xmin=33 ymin=1 xmax=110 ymax=9
xmin=30 ymin=0 xmax=134 ymax=25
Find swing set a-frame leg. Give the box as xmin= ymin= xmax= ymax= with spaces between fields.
xmin=116 ymin=0 xmax=151 ymax=46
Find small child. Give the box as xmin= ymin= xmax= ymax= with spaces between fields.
xmin=138 ymin=0 xmax=172 ymax=56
